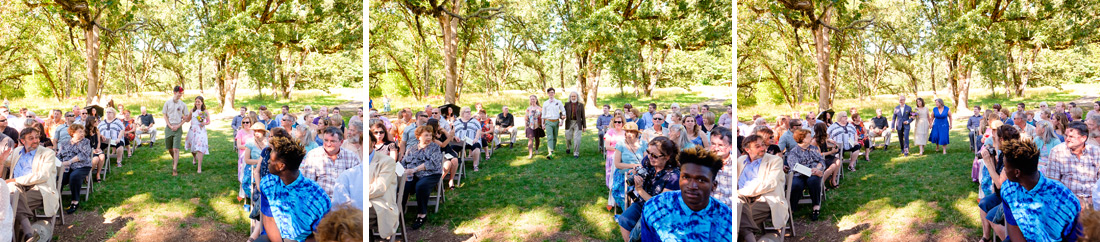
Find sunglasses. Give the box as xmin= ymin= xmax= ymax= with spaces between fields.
xmin=647 ymin=151 xmax=664 ymax=158
xmin=66 ymin=115 xmax=74 ymax=117
xmin=372 ymin=131 xmax=386 ymax=135
xmin=419 ymin=115 xmax=428 ymax=118
xmin=654 ymin=118 xmax=664 ymax=120
xmin=614 ymin=121 xmax=623 ymax=124
xmin=242 ymin=121 xmax=252 ymax=124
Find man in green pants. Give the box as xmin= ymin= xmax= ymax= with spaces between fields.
xmin=541 ymin=88 xmax=565 ymax=159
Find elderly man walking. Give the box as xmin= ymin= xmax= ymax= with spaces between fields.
xmin=564 ymin=91 xmax=585 ymax=158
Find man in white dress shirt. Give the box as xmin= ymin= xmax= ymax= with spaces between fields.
xmin=541 ymin=88 xmax=565 ymax=159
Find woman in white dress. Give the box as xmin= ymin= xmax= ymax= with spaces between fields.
xmin=186 ymin=96 xmax=211 ymax=173
xmin=912 ymin=97 xmax=931 ymax=155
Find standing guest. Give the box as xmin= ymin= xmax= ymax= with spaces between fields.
xmin=542 ymin=88 xmax=565 ymax=159
xmin=913 ymin=98 xmax=931 ymax=155
xmin=641 ymin=112 xmax=668 ymax=143
xmin=1033 ymin=121 xmax=1062 ymax=174
xmin=163 ymin=86 xmax=189 ymax=176
xmin=98 ymin=108 xmax=126 ymax=167
xmin=301 ymin=127 xmax=361 ymax=198
xmin=564 ymin=92 xmax=585 ymax=158
xmin=604 ymin=114 xmax=626 ymax=210
xmin=400 ymin=126 xmax=444 ymax=230
xmin=451 ymin=108 xmax=483 ymax=171
xmin=1086 ymin=115 xmax=1100 ymax=147
xmin=367 ymin=150 xmax=398 ymax=240
xmin=596 ymin=105 xmax=614 ymax=151
xmin=526 ymin=95 xmax=545 ymax=159
xmin=735 ymin=135 xmax=786 ymax=242
xmin=477 ymin=110 xmax=494 ymax=159
xmin=893 ymin=96 xmax=914 ymax=156
xmin=786 ymin=129 xmax=826 ymax=220
xmin=683 ymin=115 xmax=709 ymax=149
xmin=707 ymin=126 xmax=734 ymax=208
xmin=928 ymin=98 xmax=952 ymax=155
xmin=702 ymin=112 xmax=718 ymax=134
xmin=638 ymin=146 xmax=731 ymax=242
xmin=616 ymin=136 xmax=680 ymax=241
xmin=828 ymin=111 xmax=861 ymax=171
xmin=136 ymin=107 xmax=157 ymax=146
xmin=185 ymin=96 xmax=211 ymax=174
xmin=259 ymin=136 xmax=330 ymax=242
xmin=494 ymin=106 xmax=517 ymax=148
xmin=719 ymin=108 xmax=733 ymax=130
xmin=870 ymin=108 xmax=892 ymax=149
xmin=58 ymin=124 xmax=92 ymax=214
xmin=968 ymin=106 xmax=985 ymax=152
xmin=45 ymin=110 xmax=62 ymax=141
xmin=343 ymin=119 xmax=364 ymax=160
xmin=999 ymin=139 xmax=1081 ymax=241
xmin=52 ymin=111 xmax=75 ymax=147
xmin=612 ymin=123 xmax=646 ymax=209
xmin=639 ymin=103 xmax=657 ymax=130
xmin=236 ymin=117 xmax=257 ymax=200
xmin=3 ymin=128 xmax=54 ymax=242
xmin=1046 ymin=121 xmax=1100 ymax=202
xmin=370 ymin=122 xmax=397 ymax=161
xmin=689 ymin=104 xmax=704 ymax=127
xmin=232 ymin=107 xmax=247 ymax=133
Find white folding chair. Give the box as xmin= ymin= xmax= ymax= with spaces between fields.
xmin=62 ymin=168 xmax=94 ymax=202
xmin=34 ymin=165 xmax=65 ymax=225
xmin=761 ymin=166 xmax=794 ymax=239
xmin=374 ymin=172 xmax=409 ymax=242
xmin=404 ymin=174 xmax=445 ymax=213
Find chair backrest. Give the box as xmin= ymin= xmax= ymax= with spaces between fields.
xmin=394 ymin=172 xmax=406 ymax=207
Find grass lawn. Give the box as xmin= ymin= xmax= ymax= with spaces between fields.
xmin=739 ymin=86 xmax=1089 ymax=240
xmin=376 ymin=86 xmax=731 ymax=117
xmin=51 ymin=92 xmax=358 ymax=241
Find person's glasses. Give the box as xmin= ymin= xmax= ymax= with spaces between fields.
xmin=419 ymin=115 xmax=428 ymax=118
xmin=242 ymin=121 xmax=251 ymax=124
xmin=654 ymin=118 xmax=664 ymax=120
xmin=65 ymin=115 xmax=74 ymax=117
xmin=647 ymin=151 xmax=664 ymax=158
xmin=614 ymin=121 xmax=623 ymax=124
xmin=372 ymin=131 xmax=386 ymax=135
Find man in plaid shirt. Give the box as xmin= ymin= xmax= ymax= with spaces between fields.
xmin=300 ymin=127 xmax=361 ymax=198
xmin=708 ymin=126 xmax=735 ymax=208
xmin=1045 ymin=121 xmax=1100 ymax=205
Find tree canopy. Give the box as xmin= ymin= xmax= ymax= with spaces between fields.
xmin=370 ymin=0 xmax=732 ymax=106
xmin=738 ymin=0 xmax=1100 ymax=111
xmin=0 ymin=0 xmax=362 ymax=112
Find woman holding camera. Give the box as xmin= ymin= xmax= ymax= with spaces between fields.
xmin=612 ymin=123 xmax=647 ymax=210
xmin=615 ymin=136 xmax=680 ymax=241
xmin=786 ymin=129 xmax=827 ymax=220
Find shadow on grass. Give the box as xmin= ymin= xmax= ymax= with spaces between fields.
xmin=786 ymin=127 xmax=980 ymax=240
xmin=404 ymin=130 xmax=620 ymax=241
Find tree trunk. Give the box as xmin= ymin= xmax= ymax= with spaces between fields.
xmin=811 ymin=21 xmax=833 ymax=112
xmin=83 ymin=25 xmax=100 ymax=105
xmin=576 ymin=51 xmax=588 ymax=106
xmin=34 ymin=57 xmax=63 ymax=102
xmin=439 ymin=0 xmax=461 ymax=104
xmin=1017 ymin=45 xmax=1039 ymax=96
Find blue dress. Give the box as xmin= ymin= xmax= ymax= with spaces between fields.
xmin=929 ymin=107 xmax=950 ymax=146
xmin=612 ymin=141 xmax=647 ymax=208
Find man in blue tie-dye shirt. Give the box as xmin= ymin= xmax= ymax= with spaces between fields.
xmin=638 ymin=147 xmax=733 ymax=242
xmin=259 ymin=136 xmax=331 ymax=242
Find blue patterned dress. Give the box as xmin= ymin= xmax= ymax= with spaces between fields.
xmin=1001 ymin=173 xmax=1081 ymax=241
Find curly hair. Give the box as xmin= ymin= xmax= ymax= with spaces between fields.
xmin=316 ymin=203 xmax=363 ymax=242
xmin=271 ymin=136 xmax=306 ymax=171
xmin=679 ymin=146 xmax=724 ymax=178
xmin=1001 ymin=138 xmax=1039 ymax=175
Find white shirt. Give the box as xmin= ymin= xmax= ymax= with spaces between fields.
xmin=162 ymin=99 xmax=187 ymax=125
xmin=542 ymin=98 xmax=564 ymax=120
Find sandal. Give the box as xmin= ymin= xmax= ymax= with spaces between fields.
xmin=848 ymin=165 xmax=856 ymax=172
xmin=411 ymin=216 xmax=427 ymax=230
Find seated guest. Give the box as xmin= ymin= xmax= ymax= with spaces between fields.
xmin=851 ymin=113 xmax=871 ymax=161
xmin=136 ymin=107 xmax=157 ymax=145
xmin=120 ymin=109 xmax=136 ymax=156
xmin=370 ymin=121 xmax=397 ymax=160
xmin=317 ymin=204 xmax=364 ymax=242
xmin=477 ymin=110 xmax=494 ymax=160
xmin=736 ymin=135 xmax=787 ymax=242
xmin=638 ymin=147 xmax=732 ymax=241
xmin=401 ymin=126 xmax=444 ymax=230
xmin=754 ymin=128 xmax=781 ymax=155
xmin=827 ymin=111 xmax=861 ymax=171
xmin=616 ymin=136 xmax=680 ymax=241
xmin=708 ymin=126 xmax=735 ymax=209
xmin=27 ymin=120 xmax=53 ymax=150
xmin=59 ymin=124 xmax=93 ymax=214
xmin=1033 ymin=121 xmax=1062 ymax=174
xmin=641 ymin=112 xmax=668 ymax=144
xmin=0 ymin=175 xmax=10 ymax=242
xmin=98 ymin=108 xmax=126 ymax=166
xmin=869 ymin=109 xmax=892 ymax=148
xmin=998 ymin=139 xmax=1082 ymax=241
xmin=776 ymin=119 xmax=801 ymax=154
xmin=667 ymin=124 xmax=694 ymax=150
xmin=612 ymin=123 xmax=647 ymax=210
xmin=300 ymin=127 xmax=361 ymax=198
xmin=367 ymin=150 xmax=398 ymax=240
xmin=494 ymin=106 xmax=518 ymax=148
xmin=259 ymin=136 xmax=331 ymax=242
xmin=814 ymin=123 xmax=841 ymax=187
xmin=51 ymin=111 xmax=74 ymax=147
xmin=978 ymin=124 xmax=1020 ymax=241
xmin=1047 ymin=121 xmax=1100 ymax=203
xmin=786 ymin=129 xmax=827 ymax=220
xmin=342 ymin=119 xmax=363 ymax=160
xmin=2 ymin=128 xmax=58 ymax=241
xmin=451 ymin=108 xmax=483 ymax=171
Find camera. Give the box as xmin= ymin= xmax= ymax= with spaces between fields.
xmin=625 ymin=166 xmax=649 ymax=186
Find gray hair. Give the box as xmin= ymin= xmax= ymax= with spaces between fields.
xmin=348 ymin=119 xmax=363 ymax=144
xmin=753 ymin=117 xmax=767 ymax=126
xmin=1089 ymin=115 xmax=1100 ymax=127
xmin=669 ymin=124 xmax=691 ymax=149
xmin=1036 ymin=120 xmax=1058 ymax=143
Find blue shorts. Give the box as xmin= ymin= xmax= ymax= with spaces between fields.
xmin=979 ymin=194 xmax=1004 ymax=224
xmin=616 ymin=201 xmax=644 ymax=231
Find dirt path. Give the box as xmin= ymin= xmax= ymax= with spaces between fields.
xmin=54 ymin=201 xmax=248 ymax=242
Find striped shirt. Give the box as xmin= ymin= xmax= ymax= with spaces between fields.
xmin=451 ymin=118 xmax=482 ymax=145
xmin=97 ymin=119 xmax=125 ymax=143
xmin=712 ymin=157 xmax=735 ymax=208
xmin=1046 ymin=143 xmax=1100 ymax=198
xmin=300 ymin=147 xmax=361 ymax=198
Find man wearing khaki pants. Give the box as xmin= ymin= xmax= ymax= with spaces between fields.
xmin=163 ymin=86 xmax=189 ymax=176
xmin=564 ymin=91 xmax=585 ymax=158
xmin=541 ymin=88 xmax=565 ymax=159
